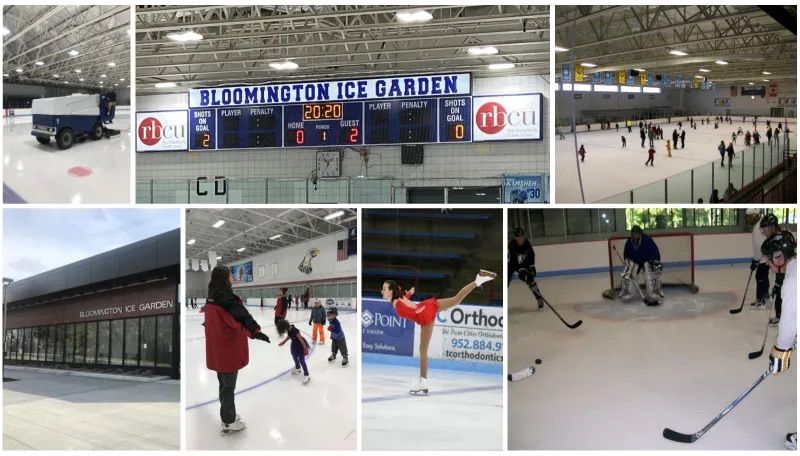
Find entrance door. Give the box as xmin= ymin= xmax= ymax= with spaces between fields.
xmin=770 ymin=107 xmax=784 ymax=117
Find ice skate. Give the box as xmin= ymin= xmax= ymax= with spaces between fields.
xmin=303 ymin=375 xmax=311 ymax=385
xmin=328 ymin=354 xmax=336 ymax=362
xmin=537 ymin=299 xmax=545 ymax=312
xmin=342 ymin=357 xmax=349 ymax=367
xmin=475 ymin=270 xmax=497 ymax=287
xmin=786 ymin=433 xmax=797 ymax=450
xmin=409 ymin=376 xmax=429 ymax=395
xmin=221 ymin=418 xmax=246 ymax=434
xmin=769 ymin=317 xmax=780 ymax=326
xmin=291 ymin=368 xmax=301 ymax=374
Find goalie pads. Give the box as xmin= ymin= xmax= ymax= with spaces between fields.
xmin=619 ymin=260 xmax=640 ymax=300
xmin=644 ymin=260 xmax=664 ymax=300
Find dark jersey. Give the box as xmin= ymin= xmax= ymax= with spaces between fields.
xmin=508 ymin=239 xmax=535 ymax=271
xmin=624 ymin=234 xmax=661 ymax=266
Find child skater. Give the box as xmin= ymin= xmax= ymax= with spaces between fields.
xmin=277 ymin=319 xmax=311 ymax=384
xmin=381 ymin=270 xmax=497 ymax=395
xmin=326 ymin=307 xmax=348 ymax=367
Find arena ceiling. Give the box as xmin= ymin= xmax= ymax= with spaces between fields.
xmin=2 ymin=5 xmax=130 ymax=89
xmin=135 ymin=5 xmax=549 ymax=95
xmin=555 ymin=5 xmax=797 ymax=85
xmin=186 ymin=208 xmax=357 ymax=264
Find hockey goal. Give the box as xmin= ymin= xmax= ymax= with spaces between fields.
xmin=603 ymin=232 xmax=699 ymax=298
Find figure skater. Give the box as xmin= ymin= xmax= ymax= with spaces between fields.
xmin=381 ymin=270 xmax=497 ymax=394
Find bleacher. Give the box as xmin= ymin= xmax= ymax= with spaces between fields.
xmin=361 ymin=209 xmax=503 ymax=306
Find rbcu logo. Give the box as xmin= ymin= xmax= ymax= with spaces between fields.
xmin=137 ymin=116 xmax=186 ymax=146
xmin=475 ymin=101 xmax=537 ymax=135
xmin=361 ymin=309 xmax=375 ymax=328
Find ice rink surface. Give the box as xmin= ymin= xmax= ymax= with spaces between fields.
xmin=3 ymin=113 xmax=131 ymax=203
xmin=556 ymin=117 xmax=796 ymax=203
xmin=185 ymin=306 xmax=356 ymax=450
xmin=362 ymin=362 xmax=503 ymax=451
xmin=508 ymin=265 xmax=796 ymax=450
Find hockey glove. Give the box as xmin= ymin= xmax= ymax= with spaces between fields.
xmin=750 ymin=259 xmax=758 ymax=271
xmin=254 ymin=332 xmax=271 ymax=343
xmin=328 ymin=325 xmax=333 ymax=332
xmin=769 ymin=345 xmax=792 ymax=374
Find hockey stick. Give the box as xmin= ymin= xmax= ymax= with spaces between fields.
xmin=663 ymin=368 xmax=771 ymax=443
xmin=729 ymin=268 xmax=754 ymax=314
xmin=611 ymin=245 xmax=659 ymax=306
xmin=508 ymin=366 xmax=535 ymax=382
xmin=748 ymin=298 xmax=775 ymax=359
xmin=529 ymin=282 xmax=583 ymax=329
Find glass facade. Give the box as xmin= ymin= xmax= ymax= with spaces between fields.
xmin=3 ymin=315 xmax=177 ymax=374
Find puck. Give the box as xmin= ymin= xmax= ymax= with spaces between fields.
xmin=535 ymin=359 xmax=542 ymax=364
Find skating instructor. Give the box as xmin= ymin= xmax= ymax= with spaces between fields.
xmin=203 ymin=265 xmax=271 ymax=434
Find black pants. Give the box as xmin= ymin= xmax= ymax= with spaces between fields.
xmin=774 ymin=273 xmax=785 ymax=319
xmin=755 ymin=262 xmax=770 ymax=302
xmin=332 ymin=337 xmax=348 ymax=358
xmin=217 ymin=371 xmax=238 ymax=424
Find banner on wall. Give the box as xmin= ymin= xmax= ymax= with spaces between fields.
xmin=713 ymin=98 xmax=731 ymax=107
xmin=639 ymin=71 xmax=647 ymax=86
xmin=617 ymin=70 xmax=626 ymax=85
xmin=592 ymin=72 xmax=601 ymax=83
xmin=626 ymin=74 xmax=634 ymax=86
xmin=419 ymin=304 xmax=503 ymax=365
xmin=574 ymin=65 xmax=584 ymax=82
xmin=297 ymin=248 xmax=320 ymax=274
xmin=135 ymin=111 xmax=188 ymax=152
xmin=741 ymin=85 xmax=766 ymax=96
xmin=503 ymin=175 xmax=544 ymax=204
xmin=605 ymin=72 xmax=613 ymax=84
xmin=561 ymin=64 xmax=572 ymax=83
xmin=188 ymin=73 xmax=471 ymax=108
xmin=472 ymin=94 xmax=543 ymax=141
xmin=768 ymin=84 xmax=778 ymax=97
xmin=361 ymin=298 xmax=415 ymax=357
xmin=230 ymin=262 xmax=253 ymax=284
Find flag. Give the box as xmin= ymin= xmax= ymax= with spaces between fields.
xmin=337 ymin=239 xmax=347 ymax=261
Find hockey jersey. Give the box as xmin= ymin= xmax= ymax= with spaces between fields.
xmin=624 ymin=234 xmax=661 ymax=266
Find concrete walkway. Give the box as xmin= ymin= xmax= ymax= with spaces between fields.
xmin=3 ymin=368 xmax=180 ymax=450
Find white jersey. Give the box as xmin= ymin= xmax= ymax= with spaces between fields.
xmin=752 ymin=222 xmax=767 ymax=262
xmin=777 ymin=258 xmax=797 ymax=350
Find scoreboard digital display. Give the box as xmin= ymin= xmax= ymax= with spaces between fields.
xmin=284 ymin=102 xmax=362 ymax=147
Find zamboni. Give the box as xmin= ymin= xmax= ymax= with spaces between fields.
xmin=30 ymin=93 xmax=120 ymax=150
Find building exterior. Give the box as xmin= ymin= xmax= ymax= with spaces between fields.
xmin=3 ymin=229 xmax=180 ymax=378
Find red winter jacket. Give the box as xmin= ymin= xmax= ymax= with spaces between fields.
xmin=203 ymin=291 xmax=261 ymax=373
xmin=275 ymin=295 xmax=288 ymax=319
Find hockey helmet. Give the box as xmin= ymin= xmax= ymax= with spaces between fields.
xmin=326 ymin=306 xmax=338 ymax=316
xmin=759 ymin=213 xmax=779 ymax=229
xmin=631 ymin=225 xmax=643 ymax=235
xmin=761 ymin=231 xmax=797 ymax=263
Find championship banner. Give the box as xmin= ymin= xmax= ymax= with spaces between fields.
xmin=646 ymin=73 xmax=653 ymax=86
xmin=189 ymin=73 xmax=471 ymax=108
xmin=420 ymin=304 xmax=503 ymax=365
xmin=639 ymin=71 xmax=647 ymax=86
xmin=503 ymin=175 xmax=544 ymax=203
xmin=361 ymin=298 xmax=415 ymax=357
xmin=592 ymin=72 xmax=601 ymax=83
xmin=230 ymin=261 xmax=253 ymax=284
xmin=627 ymin=74 xmax=634 ymax=86
xmin=769 ymin=84 xmax=778 ymax=98
xmin=561 ymin=64 xmax=572 ymax=83
xmin=618 ymin=70 xmax=626 ymax=84
xmin=574 ymin=65 xmax=584 ymax=82
xmin=605 ymin=72 xmax=613 ymax=84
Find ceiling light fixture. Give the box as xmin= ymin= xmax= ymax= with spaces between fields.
xmin=166 ymin=31 xmax=203 ymax=42
xmin=155 ymin=82 xmax=177 ymax=88
xmin=187 ymin=239 xmax=196 ymax=245
xmin=715 ymin=60 xmax=728 ymax=65
xmin=324 ymin=210 xmax=345 ymax=220
xmin=396 ymin=9 xmax=433 ymax=23
xmin=467 ymin=46 xmax=498 ymax=56
xmin=236 ymin=247 xmax=246 ymax=252
xmin=269 ymin=234 xmax=282 ymax=240
xmin=212 ymin=220 xmax=225 ymax=228
xmin=698 ymin=68 xmax=710 ymax=73
xmin=669 ymin=50 xmax=688 ymax=56
xmin=35 ymin=61 xmax=44 ymax=66
xmin=580 ymin=62 xmax=597 ymax=68
xmin=269 ymin=61 xmax=299 ymax=70
xmin=554 ymin=46 xmax=568 ymax=52
xmin=68 ymin=50 xmax=79 ymax=56
xmin=488 ymin=63 xmax=515 ymax=70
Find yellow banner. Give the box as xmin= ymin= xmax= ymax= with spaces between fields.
xmin=618 ymin=70 xmax=626 ymax=84
xmin=575 ymin=65 xmax=584 ymax=82
xmin=639 ymin=71 xmax=647 ymax=86
xmin=694 ymin=79 xmax=701 ymax=89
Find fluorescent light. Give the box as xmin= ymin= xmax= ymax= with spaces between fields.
xmin=166 ymin=31 xmax=203 ymax=42
xmin=573 ymin=83 xmax=592 ymax=92
xmin=554 ymin=46 xmax=568 ymax=52
xmin=119 ymin=78 xmax=125 ymax=81
xmin=2 ymin=27 xmax=9 ymax=36
xmin=620 ymin=86 xmax=641 ymax=93
xmin=212 ymin=220 xmax=225 ymax=228
xmin=715 ymin=60 xmax=728 ymax=65
xmin=396 ymin=9 xmax=433 ymax=23
xmin=187 ymin=239 xmax=196 ymax=245
xmin=633 ymin=68 xmax=646 ymax=72
xmin=100 ymin=74 xmax=107 ymax=78
xmin=79 ymin=78 xmax=84 ymax=82
xmin=763 ymin=79 xmax=770 ymax=82
xmin=488 ymin=63 xmax=515 ymax=70
xmin=2 ymin=74 xmax=7 ymax=77
xmin=75 ymin=69 xmax=81 ymax=73
xmin=14 ymin=68 xmax=22 ymax=73
xmin=467 ymin=46 xmax=498 ymax=56
xmin=580 ymin=62 xmax=596 ymax=68
xmin=107 ymin=62 xmax=116 ymax=67
xmin=699 ymin=68 xmax=710 ymax=73
xmin=643 ymin=87 xmax=661 ymax=94
xmin=694 ymin=75 xmax=704 ymax=79
xmin=269 ymin=234 xmax=282 ymax=240
xmin=114 ymin=83 xmax=118 ymax=86
xmin=155 ymin=82 xmax=177 ymax=88
xmin=669 ymin=50 xmax=688 ymax=56
xmin=762 ymin=71 xmax=771 ymax=75
xmin=35 ymin=61 xmax=44 ymax=66
xmin=269 ymin=61 xmax=299 ymax=70
xmin=53 ymin=74 xmax=59 ymax=77
xmin=68 ymin=50 xmax=79 ymax=56
xmin=324 ymin=210 xmax=345 ymax=220
xmin=748 ymin=82 xmax=754 ymax=85
xmin=216 ymin=256 xmax=222 ymax=260
xmin=593 ymin=84 xmax=619 ymax=92
xmin=236 ymin=247 xmax=246 ymax=252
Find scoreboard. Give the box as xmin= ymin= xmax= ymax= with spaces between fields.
xmin=188 ymin=96 xmax=472 ymax=150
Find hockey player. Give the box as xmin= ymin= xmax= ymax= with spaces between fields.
xmin=760 ymin=213 xmax=791 ymax=325
xmin=761 ymin=231 xmax=796 ymax=450
xmin=508 ymin=227 xmax=542 ymax=311
xmin=746 ymin=210 xmax=769 ymax=308
xmin=619 ymin=226 xmax=662 ymax=305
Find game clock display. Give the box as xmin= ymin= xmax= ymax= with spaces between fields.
xmin=284 ymin=102 xmax=362 ymax=147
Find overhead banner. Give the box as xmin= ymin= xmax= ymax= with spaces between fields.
xmin=473 ymin=94 xmax=543 ymax=141
xmin=561 ymin=64 xmax=572 ymax=83
xmin=504 ymin=175 xmax=544 ymax=203
xmin=769 ymin=84 xmax=778 ymax=97
xmin=135 ymin=111 xmax=188 ymax=152
xmin=574 ymin=65 xmax=585 ymax=82
xmin=639 ymin=71 xmax=647 ymax=86
xmin=617 ymin=70 xmax=626 ymax=84
xmin=188 ymin=73 xmax=471 ymax=108
xmin=231 ymin=261 xmax=253 ymax=284
xmin=713 ymin=98 xmax=731 ymax=107
xmin=741 ymin=85 xmax=766 ymax=96
xmin=605 ymin=72 xmax=613 ymax=84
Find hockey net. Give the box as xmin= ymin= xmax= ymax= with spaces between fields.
xmin=602 ymin=232 xmax=699 ymax=298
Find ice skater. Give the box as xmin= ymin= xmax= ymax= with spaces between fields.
xmin=308 ymin=300 xmax=326 ymax=344
xmin=274 ymin=287 xmax=289 ymax=327
xmin=726 ymin=142 xmax=735 ymax=167
xmin=680 ymin=129 xmax=686 ymax=148
xmin=277 ymin=319 xmax=311 ymax=384
xmin=645 ymin=145 xmax=655 ymax=166
xmin=666 ymin=140 xmax=672 ymax=157
xmin=718 ymin=141 xmax=727 ymax=167
xmin=760 ymin=213 xmax=791 ymax=325
xmin=578 ymin=144 xmax=586 ymax=162
xmin=381 ymin=270 xmax=497 ymax=394
xmin=621 ymin=135 xmax=626 ymax=148
xmin=203 ymin=266 xmax=271 ymax=434
xmin=746 ymin=210 xmax=770 ymax=308
xmin=326 ymin=307 xmax=348 ymax=366
xmin=761 ymin=231 xmax=796 ymax=450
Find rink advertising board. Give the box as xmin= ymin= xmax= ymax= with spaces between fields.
xmin=420 ymin=304 xmax=503 ymax=365
xmin=473 ymin=94 xmax=543 ymax=141
xmin=361 ymin=298 xmax=415 ymax=357
xmin=503 ymin=175 xmax=545 ymax=203
xmin=136 ymin=111 xmax=188 ymax=152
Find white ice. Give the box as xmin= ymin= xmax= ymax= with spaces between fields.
xmin=184 ymin=306 xmax=356 ymax=450
xmin=3 ymin=113 xmax=131 ymax=203
xmin=362 ymin=363 xmax=503 ymax=450
xmin=555 ymin=117 xmax=797 ymax=203
xmin=508 ymin=265 xmax=797 ymax=450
